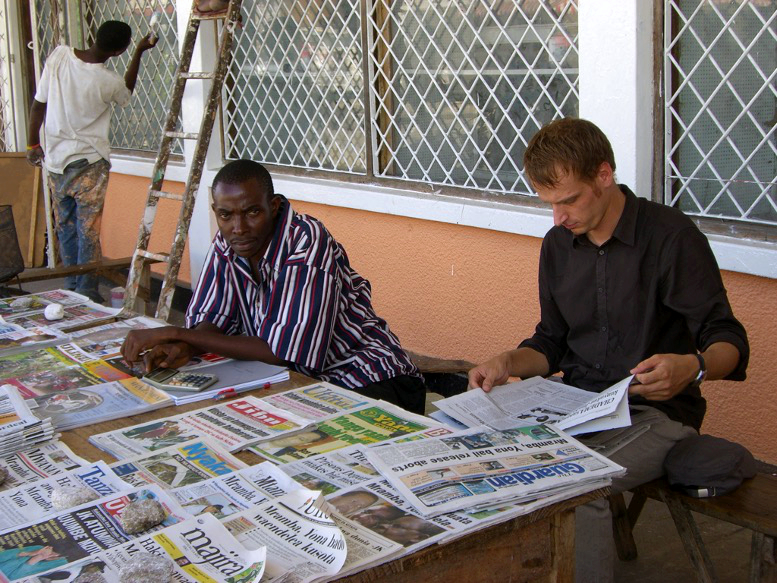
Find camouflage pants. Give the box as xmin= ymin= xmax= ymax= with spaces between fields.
xmin=48 ymin=158 xmax=110 ymax=301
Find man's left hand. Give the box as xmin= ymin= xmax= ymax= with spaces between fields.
xmin=628 ymin=353 xmax=699 ymax=400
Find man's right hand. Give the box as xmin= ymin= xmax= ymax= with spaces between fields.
xmin=468 ymin=353 xmax=512 ymax=392
xmin=141 ymin=341 xmax=196 ymax=372
xmin=26 ymin=146 xmax=44 ymax=167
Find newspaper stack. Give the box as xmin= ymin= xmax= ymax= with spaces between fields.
xmin=362 ymin=424 xmax=625 ymax=518
xmin=0 ymin=384 xmax=55 ymax=456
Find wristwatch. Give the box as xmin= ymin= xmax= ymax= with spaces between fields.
xmin=690 ymin=353 xmax=707 ymax=388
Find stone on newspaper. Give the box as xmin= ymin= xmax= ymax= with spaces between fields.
xmin=51 ymin=485 xmax=100 ymax=511
xmin=119 ymin=552 xmax=174 ymax=582
xmin=120 ymin=498 xmax=166 ymax=534
xmin=9 ymin=296 xmax=35 ymax=309
xmin=44 ymin=303 xmax=65 ymax=320
xmin=0 ymin=465 xmax=8 ymax=486
xmin=73 ymin=573 xmax=107 ymax=583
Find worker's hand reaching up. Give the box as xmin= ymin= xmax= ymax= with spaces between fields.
xmin=26 ymin=145 xmax=44 ymax=167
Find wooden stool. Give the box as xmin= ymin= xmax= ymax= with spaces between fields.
xmin=611 ymin=474 xmax=777 ymax=582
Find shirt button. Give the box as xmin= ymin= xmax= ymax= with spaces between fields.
xmin=595 ymin=363 xmax=602 ymax=369
xmin=598 ymin=287 xmax=603 ymax=293
xmin=598 ymin=249 xmax=605 ymax=256
xmin=601 ymin=326 xmax=607 ymax=332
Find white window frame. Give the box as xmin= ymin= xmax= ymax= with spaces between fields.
xmin=106 ymin=0 xmax=777 ymax=283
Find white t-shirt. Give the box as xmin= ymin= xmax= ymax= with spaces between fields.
xmin=34 ymin=45 xmax=131 ymax=173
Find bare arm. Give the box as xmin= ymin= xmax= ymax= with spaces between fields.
xmin=468 ymin=347 xmax=551 ymax=392
xmin=124 ymin=35 xmax=157 ymax=92
xmin=122 ymin=321 xmax=286 ymax=373
xmin=629 ymin=341 xmax=741 ymax=401
xmin=26 ymin=100 xmax=46 ymax=166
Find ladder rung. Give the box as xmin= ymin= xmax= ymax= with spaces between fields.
xmin=138 ymin=250 xmax=171 ymax=263
xmin=165 ymin=131 xmax=199 ymax=140
xmin=151 ymin=189 xmax=185 ymax=202
xmin=180 ymin=72 xmax=216 ymax=80
xmin=192 ymin=12 xmax=228 ymax=20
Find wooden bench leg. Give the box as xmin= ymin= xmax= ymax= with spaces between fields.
xmin=610 ymin=494 xmax=639 ymax=561
xmin=750 ymin=533 xmax=777 ymax=583
xmin=661 ymin=490 xmax=718 ymax=583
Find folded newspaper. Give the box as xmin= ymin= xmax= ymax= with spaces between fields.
xmin=0 ymin=460 xmax=129 ymax=531
xmin=223 ymin=489 xmax=347 ymax=583
xmin=434 ymin=375 xmax=634 ymax=436
xmin=249 ymin=401 xmax=447 ymax=464
xmin=90 ymin=395 xmax=312 ymax=458
xmin=259 ymin=382 xmax=375 ymax=421
xmin=0 ymin=441 xmax=87 ymax=492
xmin=362 ymin=424 xmax=625 ymax=517
xmin=0 ymin=485 xmax=190 ymax=581
xmin=19 ymin=513 xmax=267 ymax=583
xmin=109 ymin=438 xmax=248 ymax=489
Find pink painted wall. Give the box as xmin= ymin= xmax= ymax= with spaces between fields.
xmin=101 ymin=173 xmax=191 ymax=282
xmin=102 ymin=175 xmax=777 ymax=463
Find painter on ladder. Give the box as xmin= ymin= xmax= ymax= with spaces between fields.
xmin=26 ymin=21 xmax=157 ymax=303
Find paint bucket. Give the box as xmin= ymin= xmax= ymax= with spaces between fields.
xmin=110 ymin=286 xmax=125 ymax=309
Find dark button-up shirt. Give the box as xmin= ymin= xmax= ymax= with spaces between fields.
xmin=519 ymin=186 xmax=749 ymax=429
xmin=186 ymin=196 xmax=420 ymax=389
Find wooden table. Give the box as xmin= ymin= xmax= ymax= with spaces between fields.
xmin=62 ymin=371 xmax=607 ymax=583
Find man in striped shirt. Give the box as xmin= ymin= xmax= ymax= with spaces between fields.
xmin=122 ymin=159 xmax=425 ymax=413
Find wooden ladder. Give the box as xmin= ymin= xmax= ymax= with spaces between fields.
xmin=122 ymin=0 xmax=242 ymax=321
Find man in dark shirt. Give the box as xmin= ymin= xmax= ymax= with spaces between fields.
xmin=468 ymin=118 xmax=748 ymax=582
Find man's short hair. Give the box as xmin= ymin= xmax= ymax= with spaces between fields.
xmin=96 ymin=21 xmax=132 ymax=53
xmin=212 ymin=159 xmax=274 ymax=198
xmin=523 ymin=118 xmax=616 ymax=187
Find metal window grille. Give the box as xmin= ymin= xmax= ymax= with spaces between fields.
xmin=665 ymin=0 xmax=777 ymax=226
xmin=81 ymin=0 xmax=181 ymax=154
xmin=0 ymin=0 xmax=17 ymax=152
xmin=367 ymin=0 xmax=578 ymax=195
xmin=223 ymin=0 xmax=366 ymax=173
xmin=223 ymin=0 xmax=578 ymax=194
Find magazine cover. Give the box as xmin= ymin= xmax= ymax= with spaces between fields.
xmin=30 ymin=378 xmax=172 ymax=431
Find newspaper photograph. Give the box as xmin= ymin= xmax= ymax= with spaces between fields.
xmin=30 ymin=378 xmax=172 ymax=431
xmin=109 ymin=438 xmax=247 ymax=489
xmin=21 ymin=514 xmax=267 ymax=583
xmin=171 ymin=461 xmax=306 ymax=521
xmin=328 ymin=514 xmax=402 ymax=581
xmin=249 ymin=402 xmax=440 ymax=464
xmin=434 ymin=375 xmax=633 ymax=436
xmin=0 ymin=323 xmax=67 ymax=356
xmin=363 ymin=424 xmax=625 ymax=516
xmin=90 ymin=396 xmax=311 ymax=458
xmin=0 ymin=442 xmax=87 ymax=492
xmin=0 ymin=461 xmax=129 ymax=531
xmin=260 ymin=382 xmax=375 ymax=421
xmin=281 ymin=444 xmax=380 ymax=496
xmin=63 ymin=316 xmax=163 ymax=360
xmin=0 ymin=485 xmax=190 ymax=581
xmin=327 ymin=480 xmax=449 ymax=553
xmin=223 ymin=489 xmax=347 ymax=583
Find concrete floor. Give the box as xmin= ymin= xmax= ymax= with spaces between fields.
xmin=8 ymin=276 xmax=761 ymax=582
